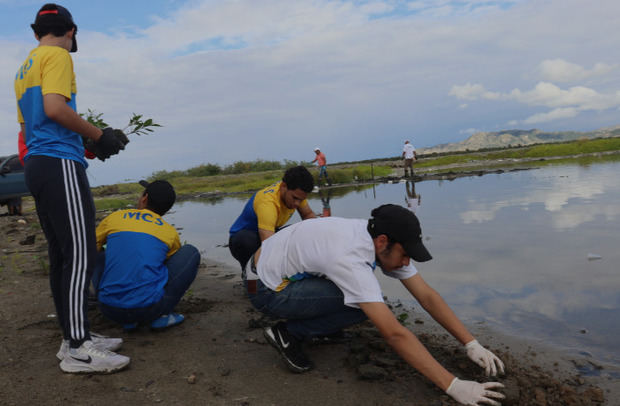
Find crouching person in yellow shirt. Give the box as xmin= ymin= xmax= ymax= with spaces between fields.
xmin=93 ymin=180 xmax=201 ymax=330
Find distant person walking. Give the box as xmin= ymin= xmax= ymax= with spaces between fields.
xmin=312 ymin=147 xmax=332 ymax=186
xmin=402 ymin=140 xmax=417 ymax=177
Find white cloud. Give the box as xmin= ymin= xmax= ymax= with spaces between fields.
xmin=450 ymin=80 xmax=620 ymax=125
xmin=449 ymin=83 xmax=501 ymax=100
xmin=509 ymin=82 xmax=620 ymax=110
xmin=539 ymin=58 xmax=616 ymax=83
xmin=522 ymin=107 xmax=578 ymax=124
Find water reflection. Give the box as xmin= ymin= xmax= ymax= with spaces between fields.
xmin=459 ymin=166 xmax=619 ymax=229
xmin=167 ymin=162 xmax=620 ymax=367
xmin=318 ymin=188 xmax=332 ymax=217
xmin=404 ymin=181 xmax=421 ymax=214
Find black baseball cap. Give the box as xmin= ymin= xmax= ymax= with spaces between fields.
xmin=368 ymin=204 xmax=432 ymax=262
xmin=139 ymin=180 xmax=176 ymax=215
xmin=32 ymin=4 xmax=78 ymax=52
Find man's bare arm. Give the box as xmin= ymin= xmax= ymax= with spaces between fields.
xmin=400 ymin=274 xmax=474 ymax=345
xmin=297 ymin=203 xmax=317 ymax=220
xmin=258 ymin=228 xmax=275 ymax=241
xmin=43 ymin=93 xmax=102 ymax=141
xmin=359 ymin=302 xmax=455 ymax=390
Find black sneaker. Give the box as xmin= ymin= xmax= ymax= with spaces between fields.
xmin=263 ymin=322 xmax=313 ymax=373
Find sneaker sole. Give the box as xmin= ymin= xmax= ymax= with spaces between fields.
xmin=59 ymin=358 xmax=130 ymax=374
xmin=263 ymin=328 xmax=311 ymax=373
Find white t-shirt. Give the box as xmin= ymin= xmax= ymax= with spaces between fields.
xmin=403 ymin=143 xmax=416 ymax=159
xmin=256 ymin=217 xmax=418 ymax=308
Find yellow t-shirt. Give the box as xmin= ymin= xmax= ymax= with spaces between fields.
xmin=229 ymin=181 xmax=308 ymax=234
xmin=15 ymin=46 xmax=85 ymax=164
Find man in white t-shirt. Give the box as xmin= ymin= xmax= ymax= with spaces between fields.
xmin=402 ymin=140 xmax=417 ymax=177
xmin=245 ymin=205 xmax=506 ymax=406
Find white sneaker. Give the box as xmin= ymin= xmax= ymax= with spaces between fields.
xmin=56 ymin=332 xmax=123 ymax=360
xmin=59 ymin=340 xmax=130 ymax=374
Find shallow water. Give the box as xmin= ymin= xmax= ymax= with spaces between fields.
xmin=167 ymin=161 xmax=620 ymax=367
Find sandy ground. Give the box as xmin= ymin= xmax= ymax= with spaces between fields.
xmin=1 ymin=202 xmax=618 ymax=406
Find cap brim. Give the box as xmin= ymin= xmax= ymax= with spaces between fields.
xmin=403 ymin=239 xmax=432 ymax=262
xmin=139 ymin=180 xmax=150 ymax=188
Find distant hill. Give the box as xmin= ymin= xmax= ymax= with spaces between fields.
xmin=419 ymin=125 xmax=620 ymax=154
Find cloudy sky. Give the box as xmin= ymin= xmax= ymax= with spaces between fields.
xmin=2 ymin=0 xmax=619 ymax=185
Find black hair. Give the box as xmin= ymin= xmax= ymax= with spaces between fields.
xmin=140 ymin=180 xmax=176 ymax=216
xmin=282 ymin=166 xmax=314 ymax=193
xmin=144 ymin=194 xmax=171 ymax=216
xmin=31 ymin=4 xmax=76 ymax=38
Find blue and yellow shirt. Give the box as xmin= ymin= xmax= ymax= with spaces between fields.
xmin=229 ymin=181 xmax=308 ymax=235
xmin=14 ymin=46 xmax=87 ymax=166
xmin=96 ymin=209 xmax=181 ymax=309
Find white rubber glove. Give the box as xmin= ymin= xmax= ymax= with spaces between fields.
xmin=465 ymin=339 xmax=505 ymax=376
xmin=446 ymin=377 xmax=505 ymax=406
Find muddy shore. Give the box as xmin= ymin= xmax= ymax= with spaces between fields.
xmin=1 ymin=198 xmax=618 ymax=405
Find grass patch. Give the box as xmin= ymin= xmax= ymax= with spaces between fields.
xmin=316 ymin=165 xmax=392 ymax=184
xmin=418 ymin=151 xmax=620 ymax=175
xmin=170 ymin=170 xmax=284 ymax=194
xmin=415 ymin=137 xmax=620 ymax=169
xmin=94 ymin=197 xmax=135 ymax=211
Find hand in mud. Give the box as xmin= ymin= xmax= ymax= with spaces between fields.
xmin=446 ymin=378 xmax=505 ymax=406
xmin=466 ymin=339 xmax=505 ymax=376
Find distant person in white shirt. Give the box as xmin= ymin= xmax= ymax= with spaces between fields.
xmin=244 ymin=204 xmax=506 ymax=406
xmin=402 ymin=140 xmax=417 ymax=177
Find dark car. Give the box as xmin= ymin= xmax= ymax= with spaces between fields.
xmin=0 ymin=154 xmax=29 ymax=215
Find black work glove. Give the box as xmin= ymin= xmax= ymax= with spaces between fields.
xmin=84 ymin=128 xmax=129 ymax=161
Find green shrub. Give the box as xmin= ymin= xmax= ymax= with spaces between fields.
xmin=186 ymin=164 xmax=222 ymax=177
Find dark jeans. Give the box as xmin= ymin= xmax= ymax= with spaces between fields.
xmin=93 ymin=244 xmax=201 ymax=324
xmin=229 ymin=229 xmax=261 ymax=271
xmin=248 ymin=277 xmax=367 ymax=339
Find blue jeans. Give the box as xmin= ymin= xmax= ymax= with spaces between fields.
xmin=318 ymin=165 xmax=331 ymax=184
xmin=248 ymin=277 xmax=367 ymax=339
xmin=93 ymin=244 xmax=201 ymax=324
